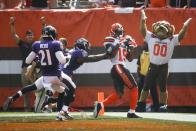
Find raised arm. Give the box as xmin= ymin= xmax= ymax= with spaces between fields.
xmin=41 ymin=16 xmax=46 ymax=29
xmin=178 ymin=18 xmax=192 ymax=42
xmin=10 ymin=17 xmax=20 ymax=44
xmin=77 ymin=53 xmax=108 ymax=63
xmin=140 ymin=9 xmax=148 ymax=37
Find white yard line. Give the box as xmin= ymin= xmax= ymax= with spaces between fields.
xmin=0 ymin=112 xmax=196 ymax=122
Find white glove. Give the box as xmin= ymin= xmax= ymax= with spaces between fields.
xmin=141 ymin=9 xmax=147 ymax=20
xmin=184 ymin=18 xmax=192 ymax=27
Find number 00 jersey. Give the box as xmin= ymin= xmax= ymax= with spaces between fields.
xmin=32 ymin=40 xmax=62 ymax=76
xmin=145 ymin=31 xmax=180 ymax=65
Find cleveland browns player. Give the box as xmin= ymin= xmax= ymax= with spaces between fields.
xmin=93 ymin=23 xmax=141 ymax=118
xmin=136 ymin=10 xmax=192 ymax=112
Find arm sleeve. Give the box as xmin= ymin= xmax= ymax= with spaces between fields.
xmin=172 ymin=34 xmax=180 ymax=46
xmin=55 ymin=51 xmax=67 ymax=64
xmin=144 ymin=31 xmax=152 ymax=43
xmin=26 ymin=52 xmax=37 ymax=64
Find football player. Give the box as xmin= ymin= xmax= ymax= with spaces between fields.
xmin=3 ymin=25 xmax=68 ymax=115
xmin=55 ymin=38 xmax=109 ymax=121
xmin=93 ymin=23 xmax=141 ymax=119
xmin=136 ymin=10 xmax=192 ymax=112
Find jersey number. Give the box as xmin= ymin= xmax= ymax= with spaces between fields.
xmin=153 ymin=44 xmax=167 ymax=57
xmin=119 ymin=48 xmax=127 ymax=61
xmin=39 ymin=50 xmax=52 ymax=65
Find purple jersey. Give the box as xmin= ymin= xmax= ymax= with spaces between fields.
xmin=32 ymin=40 xmax=62 ymax=76
xmin=62 ymin=48 xmax=88 ymax=76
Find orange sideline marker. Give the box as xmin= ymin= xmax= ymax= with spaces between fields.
xmin=98 ymin=92 xmax=104 ymax=115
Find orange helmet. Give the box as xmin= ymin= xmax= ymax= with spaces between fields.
xmin=110 ymin=23 xmax=124 ymax=38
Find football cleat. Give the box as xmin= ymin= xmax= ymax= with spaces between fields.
xmin=56 ymin=111 xmax=73 ymax=121
xmin=127 ymin=113 xmax=142 ymax=118
xmin=42 ymin=105 xmax=53 ymax=113
xmin=159 ymin=105 xmax=168 ymax=112
xmin=3 ymin=96 xmax=13 ymax=111
xmin=93 ymin=101 xmax=102 ymax=118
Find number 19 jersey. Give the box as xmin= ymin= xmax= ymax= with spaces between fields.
xmin=104 ymin=37 xmax=127 ymax=66
xmin=145 ymin=31 xmax=180 ymax=65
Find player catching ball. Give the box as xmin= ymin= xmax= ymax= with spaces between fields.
xmin=136 ymin=9 xmax=192 ymax=112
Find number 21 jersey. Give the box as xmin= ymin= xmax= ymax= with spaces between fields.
xmin=32 ymin=40 xmax=62 ymax=76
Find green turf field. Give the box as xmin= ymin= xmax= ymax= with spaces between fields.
xmin=0 ymin=112 xmax=195 ymax=131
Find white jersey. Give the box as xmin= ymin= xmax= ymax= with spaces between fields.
xmin=145 ymin=31 xmax=180 ymax=65
xmin=103 ymin=36 xmax=128 ymax=66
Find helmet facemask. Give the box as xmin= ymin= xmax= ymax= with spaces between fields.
xmin=111 ymin=23 xmax=124 ymax=38
xmin=42 ymin=25 xmax=57 ymax=40
xmin=75 ymin=38 xmax=90 ymax=52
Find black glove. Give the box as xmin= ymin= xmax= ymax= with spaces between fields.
xmin=46 ymin=90 xmax=54 ymax=96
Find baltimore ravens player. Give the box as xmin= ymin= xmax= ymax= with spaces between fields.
xmin=3 ymin=25 xmax=68 ymax=115
xmin=56 ymin=38 xmax=109 ymax=121
xmin=136 ymin=10 xmax=192 ymax=112
xmin=93 ymin=23 xmax=141 ymax=119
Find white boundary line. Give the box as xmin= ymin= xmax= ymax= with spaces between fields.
xmin=0 ymin=112 xmax=196 ymax=122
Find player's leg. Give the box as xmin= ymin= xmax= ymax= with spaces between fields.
xmin=137 ymin=74 xmax=145 ymax=100
xmin=94 ymin=65 xmax=123 ymax=118
xmin=56 ymin=73 xmax=76 ymax=120
xmin=3 ymin=77 xmax=43 ymax=111
xmin=157 ymin=64 xmax=168 ymax=112
xmin=136 ymin=64 xmax=159 ymax=112
xmin=21 ymin=67 xmax=32 ymax=111
xmin=120 ymin=66 xmax=141 ymax=118
xmin=34 ymin=88 xmax=47 ymax=113
xmin=149 ymin=80 xmax=159 ymax=112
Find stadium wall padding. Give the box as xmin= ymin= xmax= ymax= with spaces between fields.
xmin=0 ymin=8 xmax=196 ymax=108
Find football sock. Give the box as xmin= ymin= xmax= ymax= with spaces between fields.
xmin=129 ymin=87 xmax=138 ymax=110
xmin=12 ymin=84 xmax=37 ymax=101
xmin=103 ymin=92 xmax=119 ymax=106
xmin=57 ymin=92 xmax=64 ymax=112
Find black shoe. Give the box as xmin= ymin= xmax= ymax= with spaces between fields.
xmin=127 ymin=113 xmax=142 ymax=118
xmin=93 ymin=101 xmax=102 ymax=118
xmin=136 ymin=102 xmax=146 ymax=112
xmin=3 ymin=97 xmax=13 ymax=111
xmin=159 ymin=105 xmax=168 ymax=112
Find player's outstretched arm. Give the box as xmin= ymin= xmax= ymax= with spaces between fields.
xmin=140 ymin=9 xmax=148 ymax=37
xmin=178 ymin=18 xmax=192 ymax=42
xmin=10 ymin=17 xmax=20 ymax=44
xmin=77 ymin=53 xmax=108 ymax=63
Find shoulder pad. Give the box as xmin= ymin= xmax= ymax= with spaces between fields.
xmin=104 ymin=36 xmax=115 ymax=43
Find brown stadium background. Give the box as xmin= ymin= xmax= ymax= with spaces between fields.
xmin=0 ymin=8 xmax=196 ymax=111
